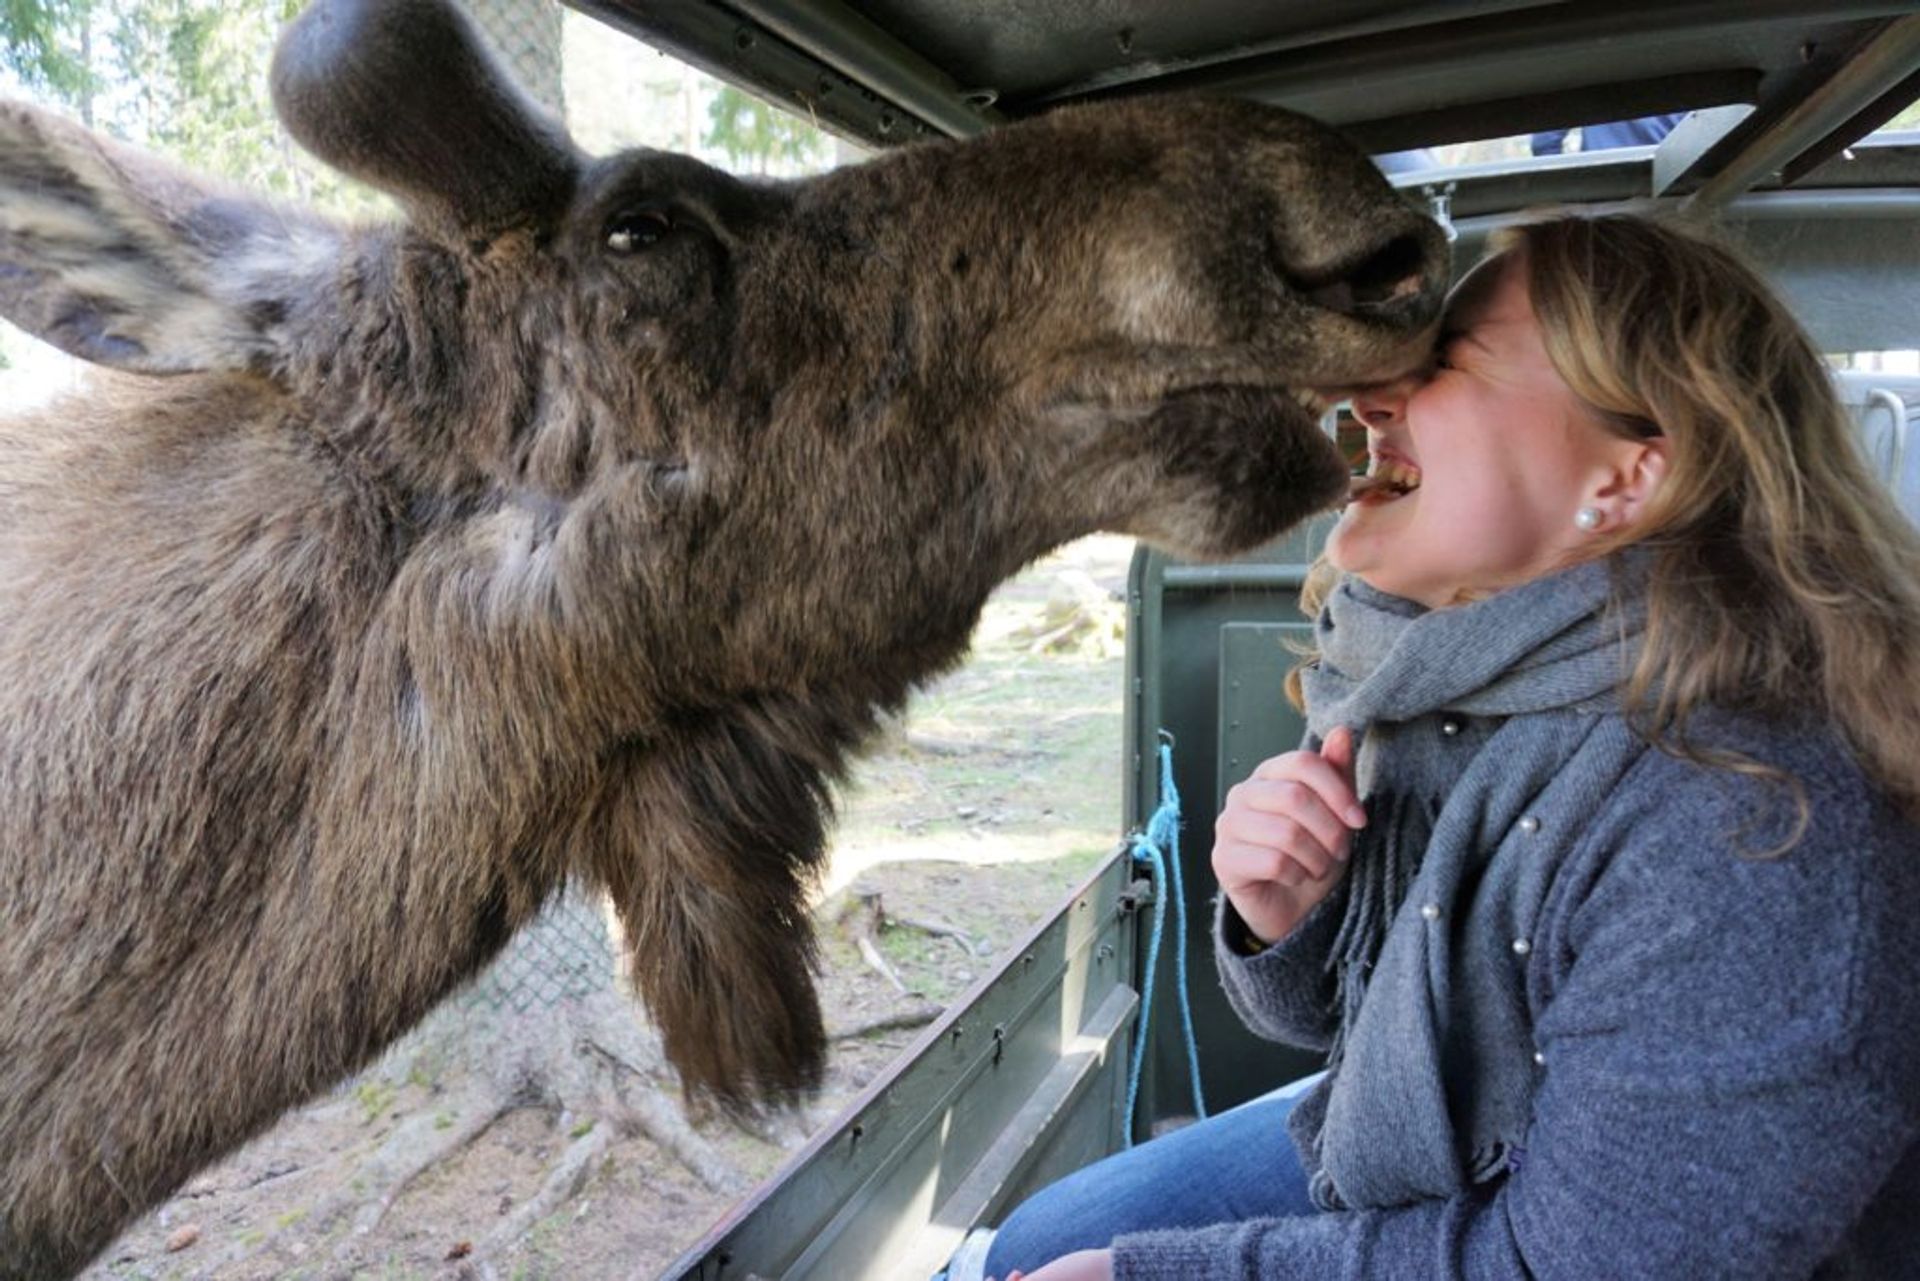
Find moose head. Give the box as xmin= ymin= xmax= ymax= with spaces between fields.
xmin=0 ymin=0 xmax=1445 ymax=1272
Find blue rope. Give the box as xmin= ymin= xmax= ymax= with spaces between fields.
xmin=1121 ymin=737 xmax=1207 ymax=1147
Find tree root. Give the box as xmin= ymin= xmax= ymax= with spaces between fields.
xmin=475 ymin=1120 xmax=614 ymax=1258
xmin=622 ymin=1083 xmax=749 ymax=1196
xmin=208 ymin=1089 xmax=505 ymax=1275
xmin=343 ymin=1094 xmax=507 ymax=1235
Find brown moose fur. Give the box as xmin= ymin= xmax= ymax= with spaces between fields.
xmin=0 ymin=0 xmax=1444 ymax=1273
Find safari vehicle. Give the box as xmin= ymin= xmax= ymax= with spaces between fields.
xmin=540 ymin=3 xmax=1920 ymax=1276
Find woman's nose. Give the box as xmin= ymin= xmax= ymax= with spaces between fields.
xmin=1351 ymin=376 xmax=1416 ymax=427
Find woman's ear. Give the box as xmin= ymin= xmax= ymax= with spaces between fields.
xmin=1593 ymin=436 xmax=1672 ymax=527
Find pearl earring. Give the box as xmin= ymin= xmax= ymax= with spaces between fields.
xmin=1574 ymin=507 xmax=1604 ymax=532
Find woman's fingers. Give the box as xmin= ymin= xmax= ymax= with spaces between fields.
xmin=1221 ymin=780 xmax=1352 ymax=864
xmin=1248 ymin=732 xmax=1366 ymax=829
xmin=1323 ymin=723 xmax=1358 ymax=778
xmin=1216 ymin=841 xmax=1320 ymax=889
xmin=1210 ymin=731 xmax=1367 ymax=945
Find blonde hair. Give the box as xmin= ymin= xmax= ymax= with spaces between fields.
xmin=1292 ymin=212 xmax=1920 ymax=847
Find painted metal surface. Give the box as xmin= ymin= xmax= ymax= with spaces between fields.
xmin=661 ymin=852 xmax=1137 ymax=1279
xmin=568 ymin=0 xmax=1920 ymax=203
xmin=1123 ymin=520 xmax=1333 ymax=1135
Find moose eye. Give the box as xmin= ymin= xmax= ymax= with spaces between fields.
xmin=605 ymin=210 xmax=673 ymax=254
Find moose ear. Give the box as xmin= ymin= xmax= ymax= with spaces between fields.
xmin=0 ymin=99 xmax=341 ymax=374
xmin=270 ymin=0 xmax=580 ymax=243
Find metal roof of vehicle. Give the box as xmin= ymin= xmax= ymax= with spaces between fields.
xmin=568 ymin=1 xmax=1920 ymax=209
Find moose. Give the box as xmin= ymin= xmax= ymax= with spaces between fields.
xmin=0 ymin=0 xmax=1445 ymax=1272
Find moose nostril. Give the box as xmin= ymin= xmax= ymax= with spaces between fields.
xmin=1309 ymin=234 xmax=1430 ymax=317
xmin=1351 ymin=234 xmax=1427 ymax=301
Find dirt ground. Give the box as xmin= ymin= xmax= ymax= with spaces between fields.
xmin=84 ymin=535 xmax=1139 ymax=1281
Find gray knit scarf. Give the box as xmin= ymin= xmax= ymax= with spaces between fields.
xmin=1292 ymin=554 xmax=1650 ymax=1209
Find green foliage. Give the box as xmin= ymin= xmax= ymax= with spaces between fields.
xmin=702 ymin=83 xmax=827 ymax=175
xmin=1 ymin=0 xmax=95 ymax=102
xmin=2 ymin=0 xmax=383 ymax=216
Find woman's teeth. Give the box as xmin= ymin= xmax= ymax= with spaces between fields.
xmin=1348 ymin=459 xmax=1422 ymax=502
xmin=1376 ymin=459 xmax=1422 ymax=493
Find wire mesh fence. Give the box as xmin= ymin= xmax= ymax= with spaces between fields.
xmin=463 ymin=886 xmax=621 ymax=1014
xmin=465 ymin=0 xmax=565 ymax=117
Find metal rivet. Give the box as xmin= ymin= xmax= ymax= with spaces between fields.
xmin=1419 ymin=903 xmax=1441 ymax=921
xmin=1533 ymin=1050 xmax=1547 ymax=1066
xmin=1511 ymin=938 xmax=1532 ymax=956
xmin=1518 ymin=816 xmax=1541 ymax=835
xmin=1440 ymin=717 xmax=1462 ymax=736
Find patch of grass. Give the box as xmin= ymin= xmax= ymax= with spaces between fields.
xmin=510 ymin=1210 xmax=569 ymax=1279
xmin=569 ymin=1117 xmax=596 ymax=1138
xmin=274 ymin=1206 xmax=310 ymax=1230
xmin=354 ymin=1080 xmax=397 ymax=1124
xmin=433 ymin=1110 xmax=456 ymax=1130
xmin=366 ymin=1264 xmax=426 ymax=1281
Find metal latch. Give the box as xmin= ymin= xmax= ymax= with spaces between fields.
xmin=1118 ymin=876 xmax=1157 ymax=913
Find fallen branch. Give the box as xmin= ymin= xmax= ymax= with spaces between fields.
xmin=885 ymin=911 xmax=977 ymax=958
xmin=856 ymin=933 xmax=911 ymax=994
xmin=838 ymin=885 xmax=912 ymax=994
xmin=828 ymin=1000 xmax=944 ymax=1042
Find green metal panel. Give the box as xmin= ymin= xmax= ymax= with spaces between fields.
xmin=662 ymin=850 xmax=1137 ymax=1280
xmin=1217 ymin=622 xmax=1313 ymax=815
xmin=1124 ymin=517 xmax=1335 ymax=1133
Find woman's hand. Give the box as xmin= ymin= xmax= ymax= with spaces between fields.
xmin=1212 ymin=724 xmax=1365 ymax=946
xmin=996 ymin=1248 xmax=1115 ymax=1281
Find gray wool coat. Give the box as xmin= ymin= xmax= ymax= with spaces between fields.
xmin=1112 ymin=573 xmax=1920 ymax=1279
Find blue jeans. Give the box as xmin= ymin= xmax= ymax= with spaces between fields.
xmin=978 ymin=1073 xmax=1324 ymax=1277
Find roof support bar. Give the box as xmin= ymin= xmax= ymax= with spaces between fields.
xmin=1652 ymin=105 xmax=1757 ymax=195
xmin=1783 ymin=65 xmax=1920 ymax=183
xmin=722 ymin=0 xmax=1001 ymax=139
xmin=1687 ymin=15 xmax=1920 ymax=211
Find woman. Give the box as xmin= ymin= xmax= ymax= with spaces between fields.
xmin=973 ymin=213 xmax=1920 ymax=1280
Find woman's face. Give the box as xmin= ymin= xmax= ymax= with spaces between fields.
xmin=1325 ymin=252 xmax=1663 ymax=608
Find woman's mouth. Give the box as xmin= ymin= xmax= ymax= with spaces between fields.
xmin=1347 ymin=455 xmax=1423 ymax=505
